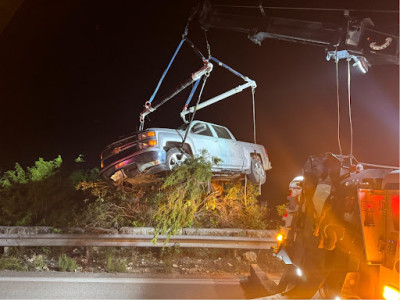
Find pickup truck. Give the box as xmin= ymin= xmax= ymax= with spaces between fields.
xmin=100 ymin=120 xmax=272 ymax=184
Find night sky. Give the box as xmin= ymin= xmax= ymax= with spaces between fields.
xmin=0 ymin=0 xmax=398 ymax=203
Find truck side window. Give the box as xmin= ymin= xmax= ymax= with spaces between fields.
xmin=212 ymin=125 xmax=232 ymax=140
xmin=191 ymin=123 xmax=213 ymax=137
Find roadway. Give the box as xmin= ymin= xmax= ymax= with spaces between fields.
xmin=0 ymin=272 xmax=248 ymax=299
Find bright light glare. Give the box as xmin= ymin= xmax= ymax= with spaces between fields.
xmin=296 ymin=267 xmax=303 ymax=277
xmin=383 ymin=286 xmax=400 ymax=300
xmin=293 ymin=176 xmax=304 ymax=181
xmin=334 ymin=297 xmax=342 ymax=300
xmin=276 ymin=234 xmax=284 ymax=242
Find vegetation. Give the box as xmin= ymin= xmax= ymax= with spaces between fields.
xmin=28 ymin=254 xmax=48 ymax=270
xmin=0 ymin=256 xmax=26 ymax=271
xmin=58 ymin=253 xmax=78 ymax=272
xmin=0 ymin=156 xmax=95 ymax=226
xmin=151 ymin=153 xmax=214 ymax=242
xmin=106 ymin=254 xmax=127 ymax=273
xmin=0 ymin=153 xmax=283 ymax=241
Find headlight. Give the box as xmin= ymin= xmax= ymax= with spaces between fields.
xmin=139 ymin=140 xmax=157 ymax=149
xmin=139 ymin=131 xmax=156 ymax=140
xmin=383 ymin=286 xmax=400 ymax=300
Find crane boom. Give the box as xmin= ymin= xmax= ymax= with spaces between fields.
xmin=197 ymin=1 xmax=399 ymax=68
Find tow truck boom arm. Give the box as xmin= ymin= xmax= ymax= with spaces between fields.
xmin=197 ymin=1 xmax=399 ymax=67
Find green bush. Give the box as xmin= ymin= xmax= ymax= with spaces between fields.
xmin=0 ymin=152 xmax=281 ymax=235
xmin=58 ymin=254 xmax=78 ymax=272
xmin=75 ymin=180 xmax=153 ymax=228
xmin=151 ymin=153 xmax=214 ymax=243
xmin=0 ymin=156 xmax=98 ymax=226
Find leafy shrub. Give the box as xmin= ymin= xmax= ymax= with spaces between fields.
xmin=151 ymin=153 xmax=213 ymax=243
xmin=0 ymin=156 xmax=97 ymax=226
xmin=0 ymin=156 xmax=62 ymax=188
xmin=199 ymin=181 xmax=268 ymax=229
xmin=75 ymin=180 xmax=153 ymax=228
xmin=0 ymin=152 xmax=281 ymax=235
xmin=58 ymin=254 xmax=78 ymax=272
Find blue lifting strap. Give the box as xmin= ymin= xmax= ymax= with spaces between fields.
xmin=147 ymin=39 xmax=185 ymax=105
xmin=184 ymin=78 xmax=202 ymax=108
xmin=210 ymin=57 xmax=246 ymax=81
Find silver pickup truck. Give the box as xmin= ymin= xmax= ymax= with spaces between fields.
xmin=100 ymin=120 xmax=272 ymax=184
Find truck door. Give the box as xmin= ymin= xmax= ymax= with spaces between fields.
xmin=188 ymin=122 xmax=221 ymax=169
xmin=211 ymin=124 xmax=243 ymax=170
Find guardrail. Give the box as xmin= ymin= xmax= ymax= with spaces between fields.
xmin=0 ymin=227 xmax=278 ymax=250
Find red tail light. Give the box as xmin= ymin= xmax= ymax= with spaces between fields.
xmin=391 ymin=194 xmax=399 ymax=230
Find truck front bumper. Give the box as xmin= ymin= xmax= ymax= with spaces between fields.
xmin=100 ymin=149 xmax=167 ymax=182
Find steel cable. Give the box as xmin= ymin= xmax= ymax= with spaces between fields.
xmin=347 ymin=60 xmax=353 ymax=157
xmin=335 ymin=56 xmax=343 ymax=155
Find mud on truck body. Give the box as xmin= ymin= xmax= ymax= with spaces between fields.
xmin=275 ymin=153 xmax=399 ymax=299
xmin=100 ymin=120 xmax=271 ymax=185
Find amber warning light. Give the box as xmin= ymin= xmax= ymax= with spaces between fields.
xmin=276 ymin=233 xmax=284 ymax=242
xmin=383 ymin=286 xmax=400 ymax=300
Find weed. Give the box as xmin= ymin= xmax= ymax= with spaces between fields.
xmin=41 ymin=247 xmax=50 ymax=255
xmin=28 ymin=254 xmax=48 ymax=271
xmin=58 ymin=253 xmax=78 ymax=272
xmin=106 ymin=254 xmax=127 ymax=273
xmin=0 ymin=256 xmax=26 ymax=270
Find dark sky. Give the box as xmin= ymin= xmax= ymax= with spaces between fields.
xmin=0 ymin=0 xmax=398 ymax=203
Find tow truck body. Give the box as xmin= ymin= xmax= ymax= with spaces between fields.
xmin=195 ymin=3 xmax=398 ymax=297
xmin=275 ymin=153 xmax=399 ymax=299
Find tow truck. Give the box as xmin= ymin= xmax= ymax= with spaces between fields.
xmin=275 ymin=154 xmax=399 ymax=299
xmin=193 ymin=1 xmax=399 ymax=298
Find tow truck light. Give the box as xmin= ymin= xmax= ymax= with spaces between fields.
xmin=296 ymin=267 xmax=303 ymax=277
xmin=276 ymin=233 xmax=284 ymax=242
xmin=101 ymin=161 xmax=104 ymax=168
xmin=383 ymin=286 xmax=400 ymax=300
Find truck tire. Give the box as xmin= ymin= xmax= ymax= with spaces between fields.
xmin=166 ymin=148 xmax=190 ymax=170
xmin=248 ymin=157 xmax=266 ymax=185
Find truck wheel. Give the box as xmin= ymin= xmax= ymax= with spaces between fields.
xmin=248 ymin=157 xmax=266 ymax=185
xmin=166 ymin=148 xmax=190 ymax=170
